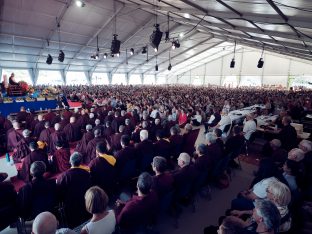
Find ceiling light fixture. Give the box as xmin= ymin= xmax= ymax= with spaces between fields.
xmin=179 ymin=32 xmax=184 ymax=38
xmin=130 ymin=48 xmax=134 ymax=55
xmin=46 ymin=54 xmax=53 ymax=65
xmin=172 ymin=40 xmax=180 ymax=50
xmin=104 ymin=53 xmax=108 ymax=59
xmin=230 ymin=41 xmax=236 ymax=68
xmin=111 ymin=34 xmax=121 ymax=56
xmin=168 ymin=50 xmax=172 ymax=71
xmin=91 ymin=36 xmax=100 ymax=60
xmin=142 ymin=46 xmax=147 ymax=54
xmin=75 ymin=0 xmax=85 ymax=7
xmin=257 ymin=46 xmax=265 ymax=68
xmin=184 ymin=13 xmax=190 ymax=18
xmin=58 ymin=50 xmax=65 ymax=62
xmin=150 ymin=24 xmax=163 ymax=53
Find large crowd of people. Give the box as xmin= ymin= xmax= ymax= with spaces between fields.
xmin=1 ymin=85 xmax=312 ymax=234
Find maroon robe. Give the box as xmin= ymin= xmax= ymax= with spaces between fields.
xmin=85 ymin=137 xmax=104 ymax=164
xmin=56 ymin=167 xmax=91 ymax=228
xmin=12 ymin=137 xmax=32 ymax=162
xmin=19 ymin=149 xmax=49 ymax=182
xmin=38 ymin=127 xmax=55 ymax=149
xmin=16 ymin=111 xmax=28 ymax=123
xmin=110 ymin=132 xmax=123 ymax=152
xmin=33 ymin=121 xmax=45 ymax=139
xmin=53 ymin=148 xmax=71 ymax=173
xmin=29 ymin=119 xmax=39 ymax=133
xmin=44 ymin=112 xmax=56 ymax=123
xmin=76 ymin=131 xmax=94 ymax=156
xmin=3 ymin=119 xmax=13 ymax=132
xmin=49 ymin=130 xmax=68 ymax=154
xmin=63 ymin=123 xmax=81 ymax=142
xmin=7 ymin=128 xmax=24 ymax=152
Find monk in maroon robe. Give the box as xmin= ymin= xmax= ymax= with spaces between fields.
xmin=76 ymin=125 xmax=94 ymax=156
xmin=38 ymin=122 xmax=55 ymax=151
xmin=19 ymin=142 xmax=49 ymax=182
xmin=76 ymin=109 xmax=89 ymax=130
xmin=63 ymin=117 xmax=81 ymax=142
xmin=33 ymin=115 xmax=45 ymax=139
xmin=49 ymin=123 xmax=68 ymax=154
xmin=85 ymin=129 xmax=104 ymax=164
xmin=110 ymin=125 xmax=124 ymax=152
xmin=56 ymin=152 xmax=91 ymax=228
xmin=62 ymin=108 xmax=72 ymax=122
xmin=12 ymin=129 xmax=32 ymax=162
xmin=53 ymin=141 xmax=71 ymax=173
xmin=16 ymin=106 xmax=28 ymax=123
xmin=7 ymin=122 xmax=24 ymax=152
xmin=43 ymin=109 xmax=56 ymax=123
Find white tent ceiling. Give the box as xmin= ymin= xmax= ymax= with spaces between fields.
xmin=1 ymin=0 xmax=312 ymax=76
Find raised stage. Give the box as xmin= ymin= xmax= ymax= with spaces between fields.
xmin=0 ymin=100 xmax=58 ymax=117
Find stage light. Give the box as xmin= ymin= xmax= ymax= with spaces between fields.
xmin=179 ymin=32 xmax=184 ymax=38
xmin=230 ymin=58 xmax=235 ymax=68
xmin=257 ymin=58 xmax=264 ymax=68
xmin=111 ymin=53 xmax=114 ymax=57
xmin=168 ymin=63 xmax=172 ymax=71
xmin=104 ymin=53 xmax=108 ymax=59
xmin=46 ymin=54 xmax=53 ymax=65
xmin=172 ymin=40 xmax=180 ymax=50
xmin=58 ymin=50 xmax=65 ymax=62
xmin=165 ymin=31 xmax=170 ymax=42
xmin=75 ymin=0 xmax=85 ymax=7
xmin=116 ymin=52 xmax=120 ymax=57
xmin=111 ymin=34 xmax=121 ymax=55
xmin=142 ymin=47 xmax=147 ymax=54
xmin=150 ymin=24 xmax=163 ymax=53
xmin=130 ymin=48 xmax=134 ymax=55
xmin=155 ymin=64 xmax=158 ymax=71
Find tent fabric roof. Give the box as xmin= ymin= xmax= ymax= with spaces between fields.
xmin=1 ymin=0 xmax=312 ymax=76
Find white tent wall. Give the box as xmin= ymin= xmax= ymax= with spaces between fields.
xmin=168 ymin=47 xmax=312 ymax=88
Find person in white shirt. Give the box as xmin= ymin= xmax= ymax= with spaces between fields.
xmin=191 ymin=110 xmax=202 ymax=126
xmin=243 ymin=113 xmax=257 ymax=140
xmin=81 ymin=186 xmax=116 ymax=234
xmin=150 ymin=106 xmax=159 ymax=119
xmin=215 ymin=109 xmax=231 ymax=132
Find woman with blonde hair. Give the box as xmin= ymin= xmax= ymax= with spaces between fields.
xmin=81 ymin=186 xmax=116 ymax=234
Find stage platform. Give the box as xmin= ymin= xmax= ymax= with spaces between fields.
xmin=0 ymin=100 xmax=58 ymax=117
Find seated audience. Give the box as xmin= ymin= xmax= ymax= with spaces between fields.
xmin=57 ymin=152 xmax=92 ymax=228
xmin=12 ymin=129 xmax=32 ymax=162
xmin=18 ymin=161 xmax=56 ymax=219
xmin=85 ymin=129 xmax=104 ymax=164
xmin=52 ymin=141 xmax=71 ymax=173
xmin=115 ymin=172 xmax=158 ymax=231
xmin=81 ymin=186 xmax=116 ymax=234
xmin=153 ymin=130 xmax=171 ymax=160
xmin=243 ymin=113 xmax=257 ymax=141
xmin=76 ymin=124 xmax=94 ymax=156
xmin=279 ymin=116 xmax=297 ymax=151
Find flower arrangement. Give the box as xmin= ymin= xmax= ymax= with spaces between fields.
xmin=25 ymin=97 xmax=35 ymax=102
xmin=3 ymin=97 xmax=13 ymax=103
xmin=15 ymin=97 xmax=24 ymax=102
xmin=37 ymin=95 xmax=46 ymax=101
xmin=18 ymin=81 xmax=29 ymax=94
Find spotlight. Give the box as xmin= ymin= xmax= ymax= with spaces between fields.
xmin=46 ymin=54 xmax=53 ymax=65
xmin=58 ymin=50 xmax=65 ymax=62
xmin=168 ymin=63 xmax=172 ymax=71
xmin=165 ymin=31 xmax=170 ymax=42
xmin=230 ymin=58 xmax=235 ymax=68
xmin=150 ymin=24 xmax=163 ymax=53
xmin=184 ymin=13 xmax=190 ymax=18
xmin=172 ymin=40 xmax=180 ymax=50
xmin=75 ymin=0 xmax=85 ymax=7
xmin=111 ymin=34 xmax=121 ymax=55
xmin=111 ymin=53 xmax=115 ymax=57
xmin=179 ymin=32 xmax=184 ymax=38
xmin=257 ymin=58 xmax=264 ymax=68
xmin=155 ymin=64 xmax=158 ymax=71
xmin=130 ymin=48 xmax=134 ymax=55
xmin=142 ymin=47 xmax=147 ymax=54
xmin=116 ymin=52 xmax=120 ymax=57
xmin=104 ymin=53 xmax=108 ymax=59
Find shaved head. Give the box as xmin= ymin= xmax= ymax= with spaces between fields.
xmin=32 ymin=212 xmax=57 ymax=234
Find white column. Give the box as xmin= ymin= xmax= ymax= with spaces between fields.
xmin=60 ymin=70 xmax=66 ymax=85
xmin=140 ymin=74 xmax=144 ymax=85
xmin=108 ymin=72 xmax=112 ymax=85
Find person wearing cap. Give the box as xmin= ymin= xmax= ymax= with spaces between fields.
xmin=57 ymin=152 xmax=92 ymax=228
xmin=89 ymin=142 xmax=116 ymax=194
xmin=19 ymin=141 xmax=49 ymax=182
xmin=18 ymin=161 xmax=57 ymax=219
xmin=76 ymin=124 xmax=94 ymax=156
xmin=12 ymin=128 xmax=32 ymax=162
xmin=52 ymin=141 xmax=71 ymax=173
xmin=49 ymin=123 xmax=68 ymax=155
